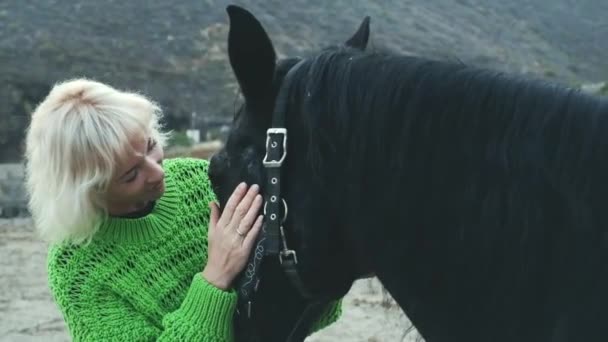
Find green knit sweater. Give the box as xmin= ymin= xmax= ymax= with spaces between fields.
xmin=47 ymin=157 xmax=341 ymax=341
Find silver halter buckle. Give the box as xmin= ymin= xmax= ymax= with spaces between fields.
xmin=262 ymin=128 xmax=287 ymax=168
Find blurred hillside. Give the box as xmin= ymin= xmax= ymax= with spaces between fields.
xmin=1 ymin=0 xmax=606 ymax=162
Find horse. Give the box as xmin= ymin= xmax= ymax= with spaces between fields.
xmin=208 ymin=5 xmax=608 ymax=342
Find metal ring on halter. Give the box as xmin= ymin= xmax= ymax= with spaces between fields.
xmin=263 ymin=198 xmax=288 ymax=224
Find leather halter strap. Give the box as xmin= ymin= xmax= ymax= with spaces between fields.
xmin=234 ymin=59 xmax=331 ymax=341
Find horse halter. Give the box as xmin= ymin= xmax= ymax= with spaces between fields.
xmin=234 ymin=59 xmax=332 ymax=341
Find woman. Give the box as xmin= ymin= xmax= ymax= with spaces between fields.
xmin=24 ymin=78 xmax=341 ymax=341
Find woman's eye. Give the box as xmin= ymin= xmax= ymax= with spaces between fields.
xmin=148 ymin=139 xmax=157 ymax=152
xmin=125 ymin=170 xmax=138 ymax=183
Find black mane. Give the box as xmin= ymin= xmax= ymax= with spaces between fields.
xmin=289 ymin=47 xmax=607 ymax=192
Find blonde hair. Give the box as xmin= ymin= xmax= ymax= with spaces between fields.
xmin=24 ymin=78 xmax=169 ymax=245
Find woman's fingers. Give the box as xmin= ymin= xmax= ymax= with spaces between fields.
xmin=235 ymin=194 xmax=263 ymax=237
xmin=203 ymin=183 xmax=267 ymax=290
xmin=242 ymin=215 xmax=264 ymax=249
xmin=228 ymin=184 xmax=260 ymax=229
xmin=217 ymin=182 xmax=248 ymax=228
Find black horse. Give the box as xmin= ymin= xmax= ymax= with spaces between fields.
xmin=208 ymin=5 xmax=608 ymax=342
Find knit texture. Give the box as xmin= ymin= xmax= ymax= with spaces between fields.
xmin=47 ymin=157 xmax=341 ymax=341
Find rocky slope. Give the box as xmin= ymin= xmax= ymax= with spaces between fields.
xmin=1 ymin=0 xmax=606 ymax=162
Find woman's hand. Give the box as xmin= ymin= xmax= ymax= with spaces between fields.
xmin=202 ymin=182 xmax=264 ymax=291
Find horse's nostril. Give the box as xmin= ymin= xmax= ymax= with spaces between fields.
xmin=208 ymin=152 xmax=227 ymax=181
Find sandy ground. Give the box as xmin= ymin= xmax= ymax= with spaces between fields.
xmin=0 ymin=218 xmax=420 ymax=342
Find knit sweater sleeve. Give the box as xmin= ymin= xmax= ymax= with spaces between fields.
xmin=48 ymin=247 xmax=238 ymax=342
xmin=309 ymin=298 xmax=343 ymax=334
xmin=160 ymin=274 xmax=238 ymax=341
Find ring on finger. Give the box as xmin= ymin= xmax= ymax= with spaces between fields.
xmin=236 ymin=228 xmax=245 ymax=237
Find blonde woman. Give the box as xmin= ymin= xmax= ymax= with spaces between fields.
xmin=25 ymin=79 xmax=341 ymax=341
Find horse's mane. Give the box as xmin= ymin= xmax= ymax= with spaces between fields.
xmin=282 ymin=46 xmax=608 ymax=284
xmin=285 ymin=47 xmax=608 ymax=205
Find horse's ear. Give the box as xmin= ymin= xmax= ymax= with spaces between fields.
xmin=345 ymin=16 xmax=371 ymax=50
xmin=227 ymin=5 xmax=276 ymax=108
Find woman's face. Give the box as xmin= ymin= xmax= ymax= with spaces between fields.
xmin=105 ymin=134 xmax=165 ymax=216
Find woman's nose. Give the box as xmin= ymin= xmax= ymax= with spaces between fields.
xmin=146 ymin=159 xmax=165 ymax=184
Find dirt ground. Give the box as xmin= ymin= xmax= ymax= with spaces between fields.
xmin=0 ymin=218 xmax=419 ymax=342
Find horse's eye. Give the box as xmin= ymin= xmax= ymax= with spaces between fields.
xmin=241 ymin=145 xmax=257 ymax=158
xmin=235 ymin=138 xmax=254 ymax=151
xmin=247 ymin=159 xmax=258 ymax=174
xmin=242 ymin=147 xmax=261 ymax=174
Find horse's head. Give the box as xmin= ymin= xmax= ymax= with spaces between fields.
xmin=208 ymin=5 xmax=371 ymax=341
